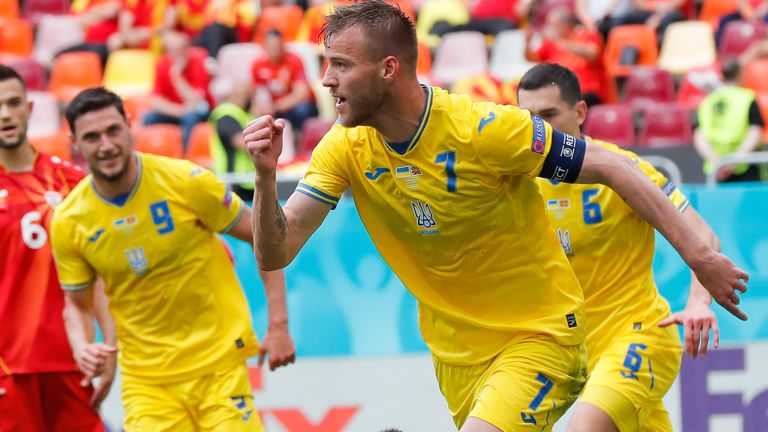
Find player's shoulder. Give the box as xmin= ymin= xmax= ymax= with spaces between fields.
xmin=139 ymin=152 xmax=201 ymax=180
xmin=37 ymin=152 xmax=85 ymax=181
xmin=435 ymin=86 xmax=529 ymax=135
xmin=54 ymin=172 xmax=93 ymax=221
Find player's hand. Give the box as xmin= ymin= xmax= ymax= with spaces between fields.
xmin=257 ymin=324 xmax=296 ymax=371
xmin=89 ymin=353 xmax=116 ymax=409
xmin=692 ymin=250 xmax=749 ymax=321
xmin=659 ymin=303 xmax=720 ymax=359
xmin=75 ymin=343 xmax=118 ymax=383
xmin=243 ymin=115 xmax=286 ymax=177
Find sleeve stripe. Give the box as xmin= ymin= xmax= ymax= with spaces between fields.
xmin=61 ymin=278 xmax=96 ymax=291
xmin=678 ymin=199 xmax=690 ymax=213
xmin=296 ymin=182 xmax=340 ymax=206
xmin=220 ymin=203 xmax=245 ymax=234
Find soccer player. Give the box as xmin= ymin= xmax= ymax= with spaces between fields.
xmin=517 ymin=63 xmax=721 ymax=432
xmin=243 ymin=1 xmax=748 ymax=431
xmin=0 ymin=65 xmax=107 ymax=431
xmin=50 ymin=87 xmax=295 ymax=431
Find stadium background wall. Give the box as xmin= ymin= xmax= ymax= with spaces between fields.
xmin=97 ymin=182 xmax=767 ymax=431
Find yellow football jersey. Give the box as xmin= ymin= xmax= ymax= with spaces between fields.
xmin=51 ymin=153 xmax=258 ymax=382
xmin=300 ymin=86 xmax=586 ymax=364
xmin=536 ymin=139 xmax=689 ymax=368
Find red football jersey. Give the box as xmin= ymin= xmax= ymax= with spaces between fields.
xmin=0 ymin=152 xmax=84 ymax=375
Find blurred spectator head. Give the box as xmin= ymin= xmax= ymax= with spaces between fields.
xmin=162 ymin=30 xmax=191 ymax=62
xmin=546 ymin=6 xmax=578 ymax=39
xmin=264 ymin=28 xmax=286 ymax=63
xmin=722 ymin=58 xmax=741 ymax=83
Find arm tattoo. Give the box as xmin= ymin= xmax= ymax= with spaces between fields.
xmin=275 ymin=199 xmax=287 ymax=242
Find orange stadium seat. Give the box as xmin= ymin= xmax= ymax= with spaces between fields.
xmin=299 ymin=117 xmax=335 ymax=160
xmin=0 ymin=18 xmax=34 ymax=57
xmin=253 ymin=5 xmax=304 ymax=44
xmin=48 ymin=51 xmax=103 ymax=102
xmin=622 ymin=67 xmax=676 ymax=113
xmin=133 ymin=125 xmax=184 ymax=159
xmin=603 ymin=24 xmax=659 ymax=79
xmin=417 ymin=39 xmax=432 ymax=78
xmin=755 ymin=93 xmax=768 ymax=142
xmin=638 ymin=103 xmax=693 ymax=148
xmin=742 ymin=58 xmax=768 ymax=94
xmin=699 ymin=0 xmax=739 ymax=30
xmin=0 ymin=0 xmax=19 ymax=19
xmin=186 ymin=122 xmax=214 ymax=169
xmin=583 ymin=104 xmax=636 ymax=148
xmin=720 ymin=20 xmax=766 ymax=60
xmin=29 ymin=130 xmax=72 ymax=161
xmin=3 ymin=56 xmax=47 ymax=91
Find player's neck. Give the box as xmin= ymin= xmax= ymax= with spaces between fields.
xmin=374 ymin=81 xmax=427 ymax=143
xmin=92 ymin=153 xmax=139 ymax=199
xmin=0 ymin=142 xmax=35 ymax=172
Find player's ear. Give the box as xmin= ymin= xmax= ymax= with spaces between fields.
xmin=575 ymin=100 xmax=588 ymax=128
xmin=381 ymin=55 xmax=398 ymax=81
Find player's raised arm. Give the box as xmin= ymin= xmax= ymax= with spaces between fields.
xmin=574 ymin=140 xmax=749 ymax=319
xmin=243 ymin=115 xmax=333 ymax=270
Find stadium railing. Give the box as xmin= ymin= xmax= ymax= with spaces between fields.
xmin=706 ymin=153 xmax=768 ymax=186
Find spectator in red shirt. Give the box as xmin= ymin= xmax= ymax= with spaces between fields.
xmin=0 ymin=64 xmax=113 ymax=431
xmin=529 ymin=6 xmax=606 ymax=105
xmin=143 ymin=31 xmax=214 ymax=151
xmin=107 ymin=0 xmax=169 ymax=51
xmin=251 ymin=29 xmax=318 ymax=133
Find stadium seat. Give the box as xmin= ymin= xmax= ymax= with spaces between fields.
xmin=48 ymin=51 xmax=103 ymax=102
xmin=102 ymin=49 xmax=156 ymax=98
xmin=33 ymin=14 xmax=85 ymax=67
xmin=622 ymin=67 xmax=676 ymax=113
xmin=755 ymin=93 xmax=768 ymax=142
xmin=658 ymin=21 xmax=716 ymax=75
xmin=638 ymin=103 xmax=693 ymax=148
xmin=22 ymin=0 xmax=70 ymax=26
xmin=26 ymin=91 xmax=61 ymax=139
xmin=741 ymin=58 xmax=768 ymax=95
xmin=677 ymin=65 xmax=722 ymax=110
xmin=603 ymin=24 xmax=658 ymax=79
xmin=133 ymin=125 xmax=184 ymax=159
xmin=582 ymin=104 xmax=636 ymax=148
xmin=287 ymin=42 xmax=322 ymax=83
xmin=699 ymin=0 xmax=739 ymax=30
xmin=299 ymin=117 xmax=335 ymax=160
xmin=489 ymin=30 xmax=537 ymax=82
xmin=186 ymin=122 xmax=214 ymax=169
xmin=253 ymin=5 xmax=304 ymax=44
xmin=122 ymin=94 xmax=154 ymax=125
xmin=417 ymin=39 xmax=432 ymax=79
xmin=29 ymin=130 xmax=72 ymax=161
xmin=431 ymin=31 xmax=488 ymax=87
xmin=719 ymin=20 xmax=766 ymax=60
xmin=0 ymin=18 xmax=34 ymax=57
xmin=0 ymin=0 xmax=19 ymax=19
xmin=3 ymin=56 xmax=47 ymax=91
xmin=415 ymin=0 xmax=469 ymax=49
xmin=215 ymin=43 xmax=264 ymax=86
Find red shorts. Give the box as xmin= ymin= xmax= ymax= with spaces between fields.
xmin=0 ymin=371 xmax=104 ymax=432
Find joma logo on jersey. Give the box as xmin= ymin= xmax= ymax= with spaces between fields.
xmin=125 ymin=246 xmax=149 ymax=275
xmin=411 ymin=200 xmax=437 ymax=231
